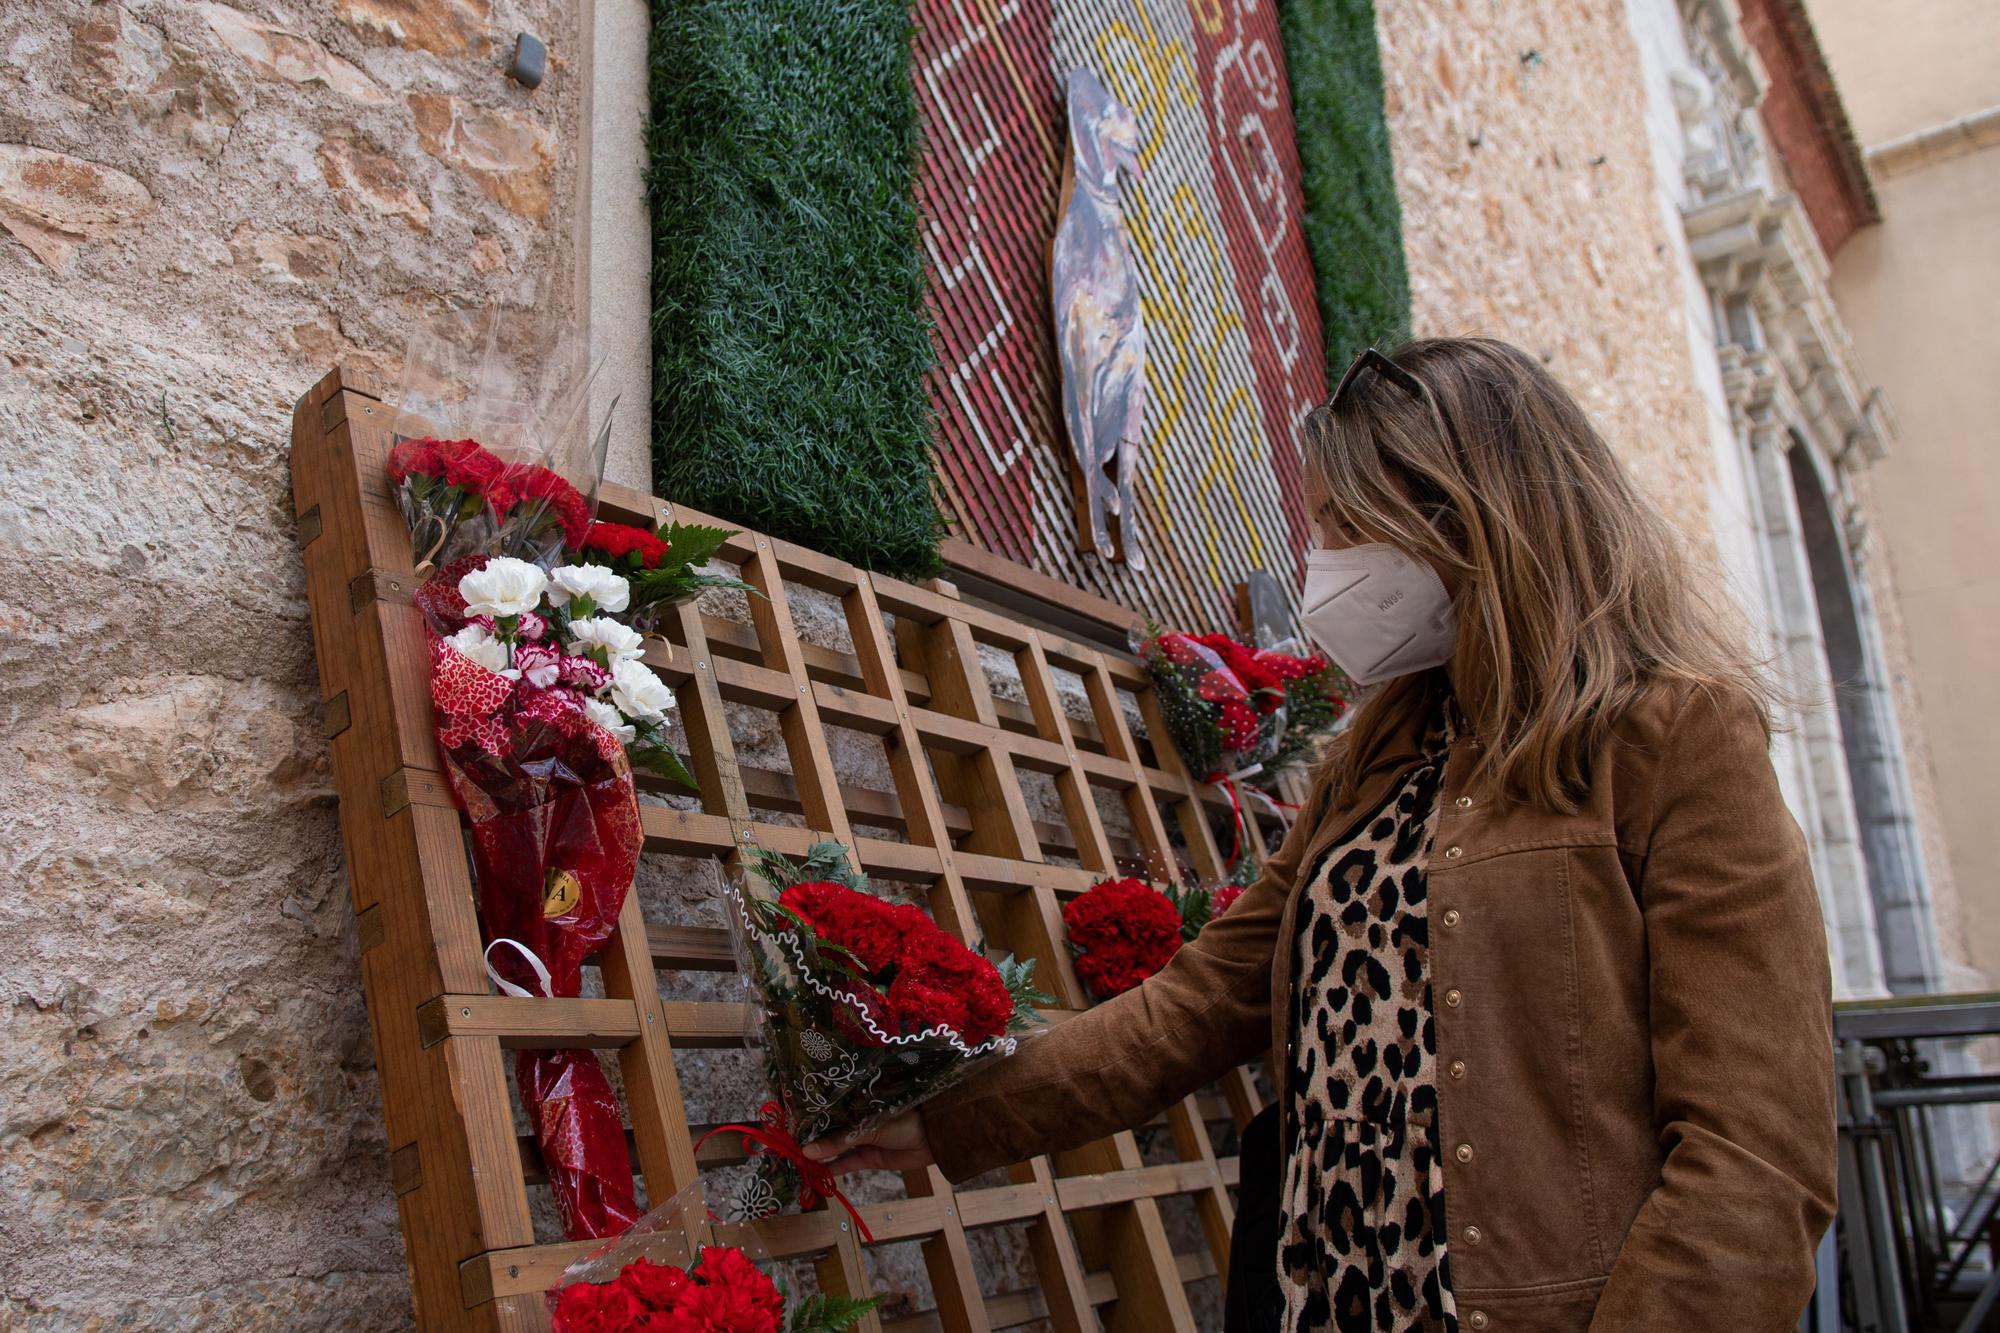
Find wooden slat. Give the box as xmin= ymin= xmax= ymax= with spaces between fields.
xmin=900 ymin=585 xmax=1189 ymax=1332
xmin=294 ymin=369 xmax=537 ymax=1332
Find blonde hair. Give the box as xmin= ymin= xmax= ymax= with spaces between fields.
xmin=1305 ymin=337 xmax=1769 ymax=813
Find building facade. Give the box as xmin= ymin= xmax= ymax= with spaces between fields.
xmin=1623 ymin=0 xmax=1973 ymax=1004
xmin=1807 ymin=0 xmax=2000 ymax=997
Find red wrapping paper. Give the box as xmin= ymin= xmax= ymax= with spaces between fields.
xmin=421 ymin=561 xmax=645 ymax=1242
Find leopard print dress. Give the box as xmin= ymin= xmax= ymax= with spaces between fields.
xmin=1279 ymin=715 xmax=1456 ymax=1332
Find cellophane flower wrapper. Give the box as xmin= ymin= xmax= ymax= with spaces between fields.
xmin=1209 ymin=633 xmax=1354 ymax=783
xmin=547 ymin=1180 xmax=881 ymax=1333
xmin=387 ymin=306 xmax=615 ymax=572
xmin=1131 ymin=623 xmax=1286 ymax=780
xmin=720 ymin=842 xmax=1050 ymax=1218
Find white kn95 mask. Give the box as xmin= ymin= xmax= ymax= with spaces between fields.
xmin=1300 ymin=544 xmax=1457 ymax=686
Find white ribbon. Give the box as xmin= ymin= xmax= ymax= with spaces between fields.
xmin=1242 ymin=783 xmax=1295 ymax=833
xmin=484 ymin=937 xmax=554 ymax=999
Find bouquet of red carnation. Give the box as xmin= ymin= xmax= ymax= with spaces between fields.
xmin=1063 ymin=875 xmax=1244 ymax=1002
xmin=1189 ymin=633 xmax=1353 ymax=782
xmin=1131 ymin=622 xmax=1287 ymax=783
xmin=548 ymin=1182 xmax=879 ymax=1333
xmin=723 ymin=842 xmax=1050 ymax=1217
xmin=579 ymin=519 xmax=756 ymax=634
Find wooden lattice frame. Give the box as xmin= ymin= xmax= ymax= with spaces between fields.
xmin=291 ymin=367 xmax=1285 ymax=1331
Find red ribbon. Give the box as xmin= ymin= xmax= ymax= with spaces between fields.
xmin=1205 ymin=772 xmax=1248 ymax=869
xmin=694 ymin=1102 xmax=875 ymax=1243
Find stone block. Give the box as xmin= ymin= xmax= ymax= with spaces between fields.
xmin=317 ymin=132 xmax=431 ymax=233
xmin=334 ymin=0 xmax=492 ymax=58
xmin=71 ymin=3 xmax=242 ymax=159
xmin=228 ymin=224 xmax=342 ymax=284
xmin=0 ymin=144 xmax=154 ymax=271
xmin=407 ymin=92 xmax=555 ymax=220
xmin=198 ymin=3 xmax=389 ymax=106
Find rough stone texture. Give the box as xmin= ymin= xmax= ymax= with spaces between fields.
xmin=1382 ymin=0 xmax=1719 ymax=549
xmin=408 ymin=92 xmax=555 ymax=220
xmin=0 ymin=0 xmax=582 ymax=1325
xmin=199 ymin=3 xmax=389 ymax=107
xmin=0 ymin=143 xmax=156 ymax=272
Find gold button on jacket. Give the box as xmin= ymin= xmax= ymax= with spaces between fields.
xmin=923 ymin=683 xmax=1836 ymax=1333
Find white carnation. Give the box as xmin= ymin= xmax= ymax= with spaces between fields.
xmin=583 ymin=697 xmax=637 ymax=744
xmin=446 ymin=623 xmax=513 ymax=676
xmin=568 ymin=616 xmax=646 ymax=663
xmin=608 ymin=657 xmax=676 ymax=722
xmin=457 ymin=556 xmax=547 ymax=619
xmin=547 ymin=563 xmax=631 ymax=613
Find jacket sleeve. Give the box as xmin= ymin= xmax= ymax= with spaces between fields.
xmin=922 ymin=777 xmax=1335 ymax=1183
xmin=1588 ymin=688 xmax=1837 ymax=1331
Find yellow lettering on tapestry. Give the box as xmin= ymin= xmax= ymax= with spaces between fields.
xmin=1091 ymin=0 xmax=1281 ymax=605
xmin=1094 ymin=1 xmax=1195 ymax=175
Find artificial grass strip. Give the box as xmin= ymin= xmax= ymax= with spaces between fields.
xmin=1280 ymin=0 xmax=1412 ymax=365
xmin=646 ymin=0 xmax=943 ymax=576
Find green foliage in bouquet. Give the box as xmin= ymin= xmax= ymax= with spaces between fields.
xmin=787 ymin=1292 xmax=883 ymax=1332
xmin=1163 ymin=879 xmax=1216 ymax=943
xmin=628 ymin=522 xmax=754 ymax=608
xmin=646 ymin=0 xmax=943 ymax=577
xmin=1280 ymin=0 xmax=1411 ymax=367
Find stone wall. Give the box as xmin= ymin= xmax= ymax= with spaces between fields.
xmin=0 ymin=1 xmax=581 ymax=1326
xmin=1381 ymin=0 xmax=1719 ymax=551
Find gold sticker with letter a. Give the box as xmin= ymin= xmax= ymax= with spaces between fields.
xmin=542 ymin=868 xmax=582 ymax=919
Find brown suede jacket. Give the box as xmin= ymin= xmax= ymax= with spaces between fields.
xmin=923 ymin=684 xmax=1837 ymax=1331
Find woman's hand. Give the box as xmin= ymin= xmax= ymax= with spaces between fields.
xmin=802 ymin=1111 xmax=933 ymax=1175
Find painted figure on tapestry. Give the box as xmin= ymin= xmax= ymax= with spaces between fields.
xmin=1050 ymin=67 xmax=1148 ymax=571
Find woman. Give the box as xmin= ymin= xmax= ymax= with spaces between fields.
xmin=808 ymin=338 xmax=1836 ymax=1331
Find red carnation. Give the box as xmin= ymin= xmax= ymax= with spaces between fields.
xmin=1211 ymin=885 xmax=1243 ymax=918
xmin=619 ymin=1257 xmax=694 ymax=1311
xmin=1063 ymin=878 xmax=1184 ymax=1001
xmin=775 ymin=881 xmax=1014 ymax=1045
xmin=889 ymin=932 xmax=1015 ymax=1045
xmin=551 ymin=1278 xmax=645 ymax=1333
xmin=585 ymin=520 xmax=673 ymax=570
xmin=387 ymin=436 xmax=445 ymax=483
xmin=442 ymin=440 xmax=506 ymax=495
xmin=779 ymin=881 xmax=911 ymax=973
xmin=693 ymin=1246 xmax=784 ymax=1328
xmin=508 ymin=465 xmax=593 ymax=548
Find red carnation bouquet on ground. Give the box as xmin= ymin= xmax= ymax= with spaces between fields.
xmin=548 ymin=1182 xmax=879 ymax=1333
xmin=722 ymin=842 xmax=1051 ymax=1218
xmin=1063 ymin=875 xmax=1244 ymax=1002
xmin=1132 ymin=623 xmax=1287 ymax=782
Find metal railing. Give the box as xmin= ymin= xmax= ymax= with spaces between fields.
xmin=1826 ymin=994 xmax=2000 ymax=1332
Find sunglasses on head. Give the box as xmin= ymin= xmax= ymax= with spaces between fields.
xmin=1331 ymin=347 xmax=1424 ymax=409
